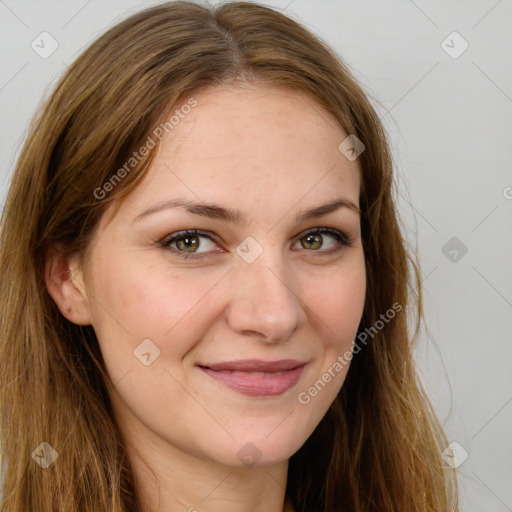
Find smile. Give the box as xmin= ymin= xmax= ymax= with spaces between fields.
xmin=197 ymin=359 xmax=307 ymax=397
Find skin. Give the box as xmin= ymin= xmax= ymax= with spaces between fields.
xmin=46 ymin=84 xmax=366 ymax=512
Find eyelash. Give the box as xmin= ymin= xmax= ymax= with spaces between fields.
xmin=160 ymin=227 xmax=353 ymax=260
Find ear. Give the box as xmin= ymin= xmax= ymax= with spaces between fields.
xmin=44 ymin=243 xmax=92 ymax=326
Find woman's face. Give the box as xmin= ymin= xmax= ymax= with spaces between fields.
xmin=78 ymin=85 xmax=366 ymax=468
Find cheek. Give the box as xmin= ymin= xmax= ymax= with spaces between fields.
xmin=86 ymin=250 xmax=228 ymax=364
xmin=298 ymin=257 xmax=365 ymax=407
xmin=306 ymin=258 xmax=366 ymax=345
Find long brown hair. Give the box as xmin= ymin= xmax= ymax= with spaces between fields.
xmin=0 ymin=1 xmax=457 ymax=510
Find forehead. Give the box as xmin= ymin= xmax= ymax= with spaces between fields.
xmin=164 ymin=84 xmax=350 ymax=164
xmin=105 ymin=84 xmax=361 ymax=225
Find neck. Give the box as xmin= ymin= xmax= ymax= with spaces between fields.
xmin=117 ymin=411 xmax=292 ymax=512
xmin=132 ymin=448 xmax=292 ymax=512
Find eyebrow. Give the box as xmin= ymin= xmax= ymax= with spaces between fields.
xmin=133 ymin=196 xmax=360 ymax=225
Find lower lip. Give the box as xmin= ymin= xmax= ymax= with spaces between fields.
xmin=199 ymin=365 xmax=306 ymax=397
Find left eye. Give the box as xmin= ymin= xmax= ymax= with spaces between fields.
xmin=296 ymin=228 xmax=349 ymax=253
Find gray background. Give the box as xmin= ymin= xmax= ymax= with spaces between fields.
xmin=0 ymin=1 xmax=511 ymax=510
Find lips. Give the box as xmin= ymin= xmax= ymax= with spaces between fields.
xmin=197 ymin=359 xmax=307 ymax=397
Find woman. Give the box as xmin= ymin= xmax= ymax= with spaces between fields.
xmin=0 ymin=1 xmax=458 ymax=511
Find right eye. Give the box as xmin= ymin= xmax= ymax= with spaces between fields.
xmin=160 ymin=229 xmax=221 ymax=259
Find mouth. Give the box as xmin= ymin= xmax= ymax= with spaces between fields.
xmin=196 ymin=359 xmax=307 ymax=397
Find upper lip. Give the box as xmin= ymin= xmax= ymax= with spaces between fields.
xmin=198 ymin=359 xmax=306 ymax=372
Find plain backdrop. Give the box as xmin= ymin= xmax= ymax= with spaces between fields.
xmin=0 ymin=1 xmax=511 ymax=510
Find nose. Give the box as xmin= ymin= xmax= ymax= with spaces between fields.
xmin=225 ymin=249 xmax=307 ymax=343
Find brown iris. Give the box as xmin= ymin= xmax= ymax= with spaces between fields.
xmin=301 ymin=233 xmax=323 ymax=250
xmin=175 ymin=235 xmax=200 ymax=252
